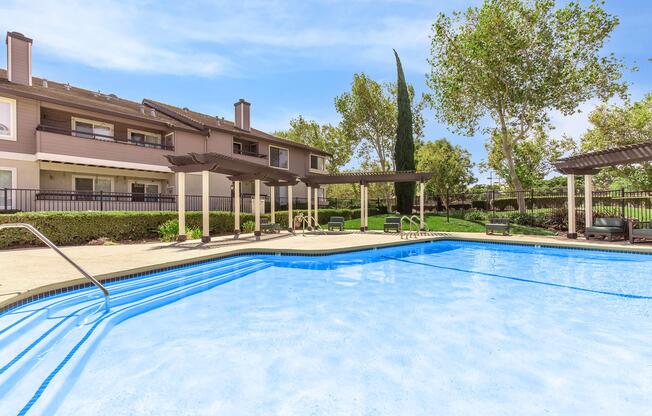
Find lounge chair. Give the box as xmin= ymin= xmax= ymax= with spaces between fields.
xmin=629 ymin=220 xmax=652 ymax=244
xmin=260 ymin=218 xmax=280 ymax=234
xmin=328 ymin=216 xmax=345 ymax=231
xmin=384 ymin=217 xmax=401 ymax=233
xmin=585 ymin=217 xmax=625 ymax=241
xmin=486 ymin=218 xmax=510 ymax=235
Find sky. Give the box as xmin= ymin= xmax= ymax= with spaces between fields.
xmin=1 ymin=0 xmax=650 ymax=183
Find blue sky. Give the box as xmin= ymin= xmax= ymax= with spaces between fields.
xmin=1 ymin=0 xmax=650 ymax=183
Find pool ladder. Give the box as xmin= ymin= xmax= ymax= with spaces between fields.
xmin=294 ymin=213 xmax=324 ymax=236
xmin=0 ymin=223 xmax=110 ymax=308
xmin=400 ymin=215 xmax=430 ymax=239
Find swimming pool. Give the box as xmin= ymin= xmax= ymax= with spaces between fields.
xmin=1 ymin=240 xmax=651 ymax=415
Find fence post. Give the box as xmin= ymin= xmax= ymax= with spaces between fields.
xmin=491 ymin=189 xmax=496 ymax=215
xmin=3 ymin=188 xmax=7 ymax=212
xmin=620 ymin=187 xmax=626 ymax=218
xmin=530 ymin=189 xmax=534 ymax=215
xmin=159 ymin=193 xmax=163 ymax=211
xmin=99 ymin=190 xmax=104 ymax=211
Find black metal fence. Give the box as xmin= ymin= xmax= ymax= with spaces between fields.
xmin=0 ymin=188 xmax=378 ymax=214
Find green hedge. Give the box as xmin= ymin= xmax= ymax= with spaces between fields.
xmin=0 ymin=208 xmax=370 ymax=248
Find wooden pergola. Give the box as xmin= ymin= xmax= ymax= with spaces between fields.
xmin=166 ymin=152 xmax=298 ymax=242
xmin=167 ymin=152 xmax=436 ymax=242
xmin=302 ymin=171 xmax=435 ymax=232
xmin=553 ymin=140 xmax=652 ymax=238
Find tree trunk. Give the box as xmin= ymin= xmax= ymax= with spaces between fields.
xmin=498 ymin=110 xmax=526 ymax=213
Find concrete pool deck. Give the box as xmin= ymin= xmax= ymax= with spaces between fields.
xmin=2 ymin=231 xmax=651 ymax=311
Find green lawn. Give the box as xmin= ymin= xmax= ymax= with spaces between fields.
xmin=342 ymin=214 xmax=555 ymax=236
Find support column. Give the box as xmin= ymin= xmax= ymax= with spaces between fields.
xmin=287 ymin=185 xmax=294 ymax=232
xmin=270 ymin=185 xmax=276 ymax=224
xmin=364 ymin=184 xmax=369 ymax=231
xmin=201 ymin=170 xmax=210 ymax=243
xmin=307 ymin=186 xmax=312 ymax=228
xmin=584 ymin=175 xmax=593 ymax=236
xmin=360 ymin=183 xmax=366 ymax=232
xmin=254 ymin=179 xmax=261 ymax=239
xmin=314 ymin=187 xmax=319 ymax=228
xmin=567 ymin=174 xmax=577 ymax=239
xmin=234 ymin=180 xmax=241 ymax=236
xmin=177 ymin=172 xmax=187 ymax=242
xmin=419 ymin=181 xmax=425 ymax=231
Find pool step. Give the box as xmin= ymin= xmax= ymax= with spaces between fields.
xmin=0 ymin=257 xmax=271 ymax=416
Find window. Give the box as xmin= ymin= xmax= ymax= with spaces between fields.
xmin=310 ymin=154 xmax=326 ymax=172
xmin=0 ymin=96 xmax=17 ymax=141
xmin=128 ymin=129 xmax=162 ymax=148
xmin=269 ymin=145 xmax=289 ymax=169
xmin=72 ymin=117 xmax=114 ymax=140
xmin=130 ymin=181 xmax=160 ymax=202
xmin=0 ymin=168 xmax=16 ymax=209
xmin=73 ymin=176 xmax=113 ymax=193
xmin=233 ymin=141 xmax=242 ymax=154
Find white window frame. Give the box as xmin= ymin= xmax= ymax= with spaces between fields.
xmin=72 ymin=174 xmax=114 ymax=192
xmin=71 ymin=117 xmax=114 ymax=140
xmin=232 ymin=139 xmax=243 ymax=155
xmin=309 ymin=153 xmax=326 ymax=173
xmin=268 ymin=144 xmax=289 ymax=170
xmin=0 ymin=166 xmax=17 ymax=209
xmin=128 ymin=128 xmax=162 ymax=147
xmin=0 ymin=96 xmax=17 ymax=141
xmin=128 ymin=180 xmax=161 ymax=194
xmin=164 ymin=132 xmax=175 ymax=148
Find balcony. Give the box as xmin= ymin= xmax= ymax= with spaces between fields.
xmin=36 ymin=125 xmax=174 ymax=170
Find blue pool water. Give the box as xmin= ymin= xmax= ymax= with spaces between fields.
xmin=1 ymin=241 xmax=651 ymax=415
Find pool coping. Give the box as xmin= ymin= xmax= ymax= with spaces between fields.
xmin=2 ymin=234 xmax=651 ymax=315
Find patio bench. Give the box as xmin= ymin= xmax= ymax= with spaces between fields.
xmin=260 ymin=218 xmax=280 ymax=234
xmin=629 ymin=220 xmax=652 ymax=244
xmin=486 ymin=218 xmax=510 ymax=236
xmin=328 ymin=216 xmax=345 ymax=231
xmin=586 ymin=217 xmax=626 ymax=241
xmin=384 ymin=217 xmax=401 ymax=233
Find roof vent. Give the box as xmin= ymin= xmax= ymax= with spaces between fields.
xmin=42 ymin=79 xmax=48 ymax=88
xmin=183 ymin=107 xmax=189 ymax=112
xmin=149 ymin=108 xmax=156 ymax=117
xmin=108 ymin=93 xmax=117 ymax=99
xmin=64 ymin=83 xmax=71 ymax=91
xmin=139 ymin=105 xmax=146 ymax=115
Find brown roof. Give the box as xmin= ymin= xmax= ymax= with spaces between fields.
xmin=0 ymin=69 xmax=197 ymax=132
xmin=143 ymin=98 xmax=331 ymax=156
xmin=553 ymin=140 xmax=652 ymax=174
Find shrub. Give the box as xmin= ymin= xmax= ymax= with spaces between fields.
xmin=241 ymin=221 xmax=255 ymax=232
xmin=158 ymin=219 xmax=201 ymax=242
xmin=463 ymin=210 xmax=487 ymax=222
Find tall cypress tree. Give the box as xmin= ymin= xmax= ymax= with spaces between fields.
xmin=393 ymin=49 xmax=416 ymax=214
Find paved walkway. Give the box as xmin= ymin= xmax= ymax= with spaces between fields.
xmin=2 ymin=231 xmax=651 ymax=309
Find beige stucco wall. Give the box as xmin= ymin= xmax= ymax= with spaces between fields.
xmin=0 ymin=158 xmax=40 ymax=188
xmin=0 ymin=94 xmax=40 ymax=155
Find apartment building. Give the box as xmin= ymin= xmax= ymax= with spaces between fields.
xmin=0 ymin=32 xmax=329 ymax=211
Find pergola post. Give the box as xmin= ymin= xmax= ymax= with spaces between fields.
xmin=307 ymin=186 xmax=312 ymax=228
xmin=270 ymin=185 xmax=276 ymax=224
xmin=313 ymin=187 xmax=319 ymax=228
xmin=567 ymin=174 xmax=577 ymax=239
xmin=287 ymin=185 xmax=294 ymax=232
xmin=177 ymin=172 xmax=187 ymax=242
xmin=584 ymin=174 xmax=593 ymax=236
xmin=360 ymin=182 xmax=366 ymax=232
xmin=254 ymin=179 xmax=261 ymax=239
xmin=201 ymin=170 xmax=210 ymax=243
xmin=419 ymin=181 xmax=425 ymax=231
xmin=233 ymin=180 xmax=241 ymax=236
xmin=364 ymin=184 xmax=369 ymax=231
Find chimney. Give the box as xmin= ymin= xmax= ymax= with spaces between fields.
xmin=6 ymin=32 xmax=33 ymax=86
xmin=234 ymin=99 xmax=251 ymax=131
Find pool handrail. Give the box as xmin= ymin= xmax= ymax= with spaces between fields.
xmin=0 ymin=223 xmax=110 ymax=298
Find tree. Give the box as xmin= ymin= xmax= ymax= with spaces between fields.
xmin=482 ymin=127 xmax=575 ymax=190
xmin=393 ymin=50 xmax=417 ymax=214
xmin=335 ymin=73 xmax=425 ymax=208
xmin=427 ymin=0 xmax=627 ymax=213
xmin=416 ymin=139 xmax=476 ymax=221
xmin=580 ymin=93 xmax=652 ymax=189
xmin=274 ymin=116 xmax=354 ymax=174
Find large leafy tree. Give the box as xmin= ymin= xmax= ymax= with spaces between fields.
xmin=483 ymin=127 xmax=575 ymax=189
xmin=416 ymin=139 xmax=476 ymax=220
xmin=427 ymin=0 xmax=627 ymax=212
xmin=274 ymin=116 xmax=354 ymax=174
xmin=580 ymin=94 xmax=652 ymax=189
xmin=335 ymin=73 xmax=425 ymax=208
xmin=393 ymin=50 xmax=417 ymax=214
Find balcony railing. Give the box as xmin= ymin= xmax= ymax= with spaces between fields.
xmin=233 ymin=148 xmax=267 ymax=158
xmin=37 ymin=125 xmax=175 ymax=151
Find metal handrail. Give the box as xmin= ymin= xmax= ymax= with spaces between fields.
xmin=410 ymin=215 xmax=429 ymax=232
xmin=294 ymin=213 xmax=323 ymax=235
xmin=0 ymin=223 xmax=110 ymax=299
